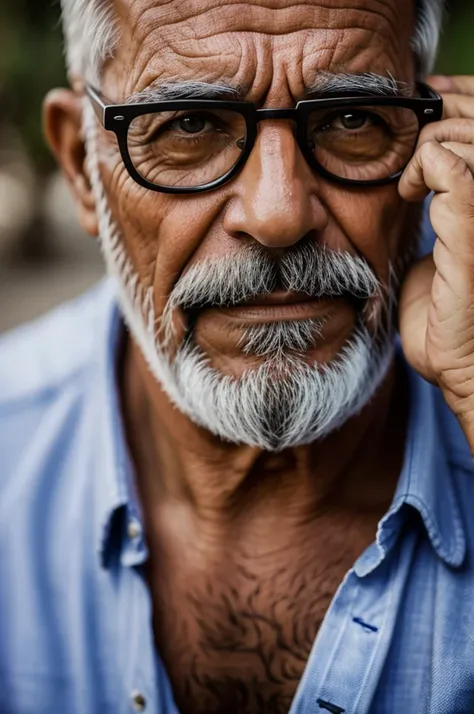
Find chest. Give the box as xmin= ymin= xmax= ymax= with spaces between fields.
xmin=146 ymin=536 xmax=365 ymax=714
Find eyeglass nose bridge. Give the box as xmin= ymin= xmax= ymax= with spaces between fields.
xmin=244 ymin=107 xmax=310 ymax=165
xmin=245 ymin=107 xmax=306 ymax=149
xmin=254 ymin=107 xmax=300 ymax=122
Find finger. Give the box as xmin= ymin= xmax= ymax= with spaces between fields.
xmin=399 ymin=254 xmax=438 ymax=384
xmin=399 ymin=140 xmax=474 ymax=202
xmin=417 ymin=118 xmax=474 ymax=148
xmin=430 ymin=189 xmax=474 ymax=266
xmin=439 ymin=142 xmax=474 ymax=174
xmin=428 ymin=75 xmax=459 ymax=93
xmin=440 ymin=95 xmax=474 ymax=120
xmin=429 ymin=75 xmax=474 ymax=96
xmin=427 ymin=75 xmax=474 ymax=119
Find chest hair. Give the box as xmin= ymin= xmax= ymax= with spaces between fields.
xmin=147 ymin=531 xmax=366 ymax=714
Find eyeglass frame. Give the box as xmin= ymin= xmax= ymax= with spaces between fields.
xmin=86 ymin=82 xmax=443 ymax=195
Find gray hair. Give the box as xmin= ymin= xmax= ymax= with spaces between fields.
xmin=61 ymin=0 xmax=445 ymax=85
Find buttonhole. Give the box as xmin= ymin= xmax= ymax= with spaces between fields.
xmin=353 ymin=616 xmax=379 ymax=633
xmin=317 ymin=699 xmax=346 ymax=713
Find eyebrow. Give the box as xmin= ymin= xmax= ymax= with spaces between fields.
xmin=124 ymin=72 xmax=414 ymax=105
xmin=305 ymin=72 xmax=414 ymax=98
xmin=125 ymin=80 xmax=244 ymax=104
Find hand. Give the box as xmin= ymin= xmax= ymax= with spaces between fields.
xmin=399 ymin=76 xmax=474 ymax=445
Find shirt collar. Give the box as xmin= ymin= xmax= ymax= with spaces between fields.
xmin=89 ymin=278 xmax=134 ymax=567
xmin=92 ymin=281 xmax=467 ymax=573
xmin=355 ymin=351 xmax=467 ymax=577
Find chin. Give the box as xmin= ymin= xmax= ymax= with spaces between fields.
xmin=152 ymin=322 xmax=395 ymax=451
xmin=210 ymin=348 xmax=340 ymax=382
xmin=192 ymin=309 xmax=358 ymax=380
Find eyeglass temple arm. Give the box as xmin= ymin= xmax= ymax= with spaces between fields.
xmin=85 ymin=85 xmax=107 ymax=126
xmin=418 ymin=82 xmax=442 ymax=100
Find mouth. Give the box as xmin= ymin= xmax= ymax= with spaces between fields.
xmin=214 ymin=292 xmax=364 ymax=324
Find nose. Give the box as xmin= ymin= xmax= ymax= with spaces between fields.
xmin=223 ymin=122 xmax=329 ymax=249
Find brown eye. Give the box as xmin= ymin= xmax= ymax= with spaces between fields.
xmin=168 ymin=113 xmax=217 ymax=135
xmin=335 ymin=112 xmax=371 ymax=131
xmin=176 ymin=115 xmax=208 ymax=134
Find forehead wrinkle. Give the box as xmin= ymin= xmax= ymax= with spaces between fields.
xmin=122 ymin=0 xmax=411 ymax=64
xmin=166 ymin=1 xmax=404 ymax=41
xmin=129 ymin=34 xmax=407 ymax=105
xmin=114 ymin=0 xmax=414 ymax=105
xmin=118 ymin=10 xmax=254 ymax=99
xmin=120 ymin=29 xmax=271 ymax=103
xmin=315 ymin=20 xmax=406 ymax=70
xmin=301 ymin=25 xmax=412 ymax=86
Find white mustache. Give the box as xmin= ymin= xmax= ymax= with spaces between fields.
xmin=167 ymin=242 xmax=382 ymax=314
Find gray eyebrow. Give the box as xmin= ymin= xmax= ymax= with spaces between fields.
xmin=124 ymin=72 xmax=414 ymax=106
xmin=305 ymin=72 xmax=414 ymax=97
xmin=126 ymin=80 xmax=244 ymax=104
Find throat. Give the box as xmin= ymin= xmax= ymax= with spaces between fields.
xmin=121 ymin=327 xmax=405 ymax=521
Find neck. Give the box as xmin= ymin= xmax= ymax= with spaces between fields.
xmin=120 ymin=335 xmax=408 ymax=531
xmin=121 ymin=340 xmax=407 ymax=536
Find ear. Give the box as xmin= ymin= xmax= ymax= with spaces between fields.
xmin=43 ymin=89 xmax=99 ymax=237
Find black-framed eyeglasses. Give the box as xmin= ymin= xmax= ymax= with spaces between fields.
xmin=86 ymin=82 xmax=442 ymax=194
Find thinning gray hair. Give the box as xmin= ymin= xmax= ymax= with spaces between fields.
xmin=61 ymin=0 xmax=445 ymax=85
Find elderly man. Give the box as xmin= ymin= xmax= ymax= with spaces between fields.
xmin=2 ymin=0 xmax=474 ymax=712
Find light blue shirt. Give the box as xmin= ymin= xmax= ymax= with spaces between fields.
xmin=1 ymin=276 xmax=474 ymax=714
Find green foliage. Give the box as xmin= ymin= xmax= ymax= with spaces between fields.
xmin=436 ymin=3 xmax=474 ymax=75
xmin=0 ymin=0 xmax=66 ymax=173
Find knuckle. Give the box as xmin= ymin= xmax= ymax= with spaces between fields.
xmin=419 ymin=140 xmax=439 ymax=159
xmin=431 ymin=190 xmax=474 ymax=230
xmin=451 ymin=152 xmax=472 ymax=177
xmin=458 ymin=117 xmax=474 ymax=134
xmin=417 ymin=141 xmax=441 ymax=167
xmin=438 ymin=145 xmax=473 ymax=180
xmin=455 ymin=159 xmax=474 ymax=186
xmin=462 ymin=201 xmax=474 ymax=222
xmin=419 ymin=118 xmax=474 ymax=148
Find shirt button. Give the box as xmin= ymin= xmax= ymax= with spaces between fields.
xmin=127 ymin=518 xmax=142 ymax=540
xmin=131 ymin=691 xmax=146 ymax=712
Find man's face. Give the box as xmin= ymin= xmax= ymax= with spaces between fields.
xmin=82 ymin=0 xmax=420 ymax=448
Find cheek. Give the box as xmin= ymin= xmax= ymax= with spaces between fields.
xmin=101 ymin=159 xmax=168 ymax=289
xmin=104 ymin=165 xmax=227 ymax=316
xmin=323 ymin=187 xmax=415 ymax=286
xmin=321 ymin=187 xmax=421 ymax=335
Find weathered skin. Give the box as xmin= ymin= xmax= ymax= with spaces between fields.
xmin=81 ymin=0 xmax=419 ymax=376
xmin=43 ymin=1 xmax=474 ymax=711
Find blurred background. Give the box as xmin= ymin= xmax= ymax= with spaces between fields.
xmin=0 ymin=0 xmax=473 ymax=333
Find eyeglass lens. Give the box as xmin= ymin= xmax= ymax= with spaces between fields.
xmin=126 ymin=104 xmax=421 ymax=189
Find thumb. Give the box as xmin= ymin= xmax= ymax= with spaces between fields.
xmin=399 ymin=254 xmax=437 ymax=384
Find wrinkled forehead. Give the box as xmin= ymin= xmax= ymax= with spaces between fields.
xmin=109 ymin=0 xmax=416 ymax=100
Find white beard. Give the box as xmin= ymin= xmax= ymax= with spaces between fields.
xmin=83 ymin=102 xmax=394 ymax=451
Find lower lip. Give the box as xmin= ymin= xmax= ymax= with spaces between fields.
xmin=216 ymin=298 xmax=343 ymax=323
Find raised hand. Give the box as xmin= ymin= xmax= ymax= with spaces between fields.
xmin=399 ymin=76 xmax=474 ymax=446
